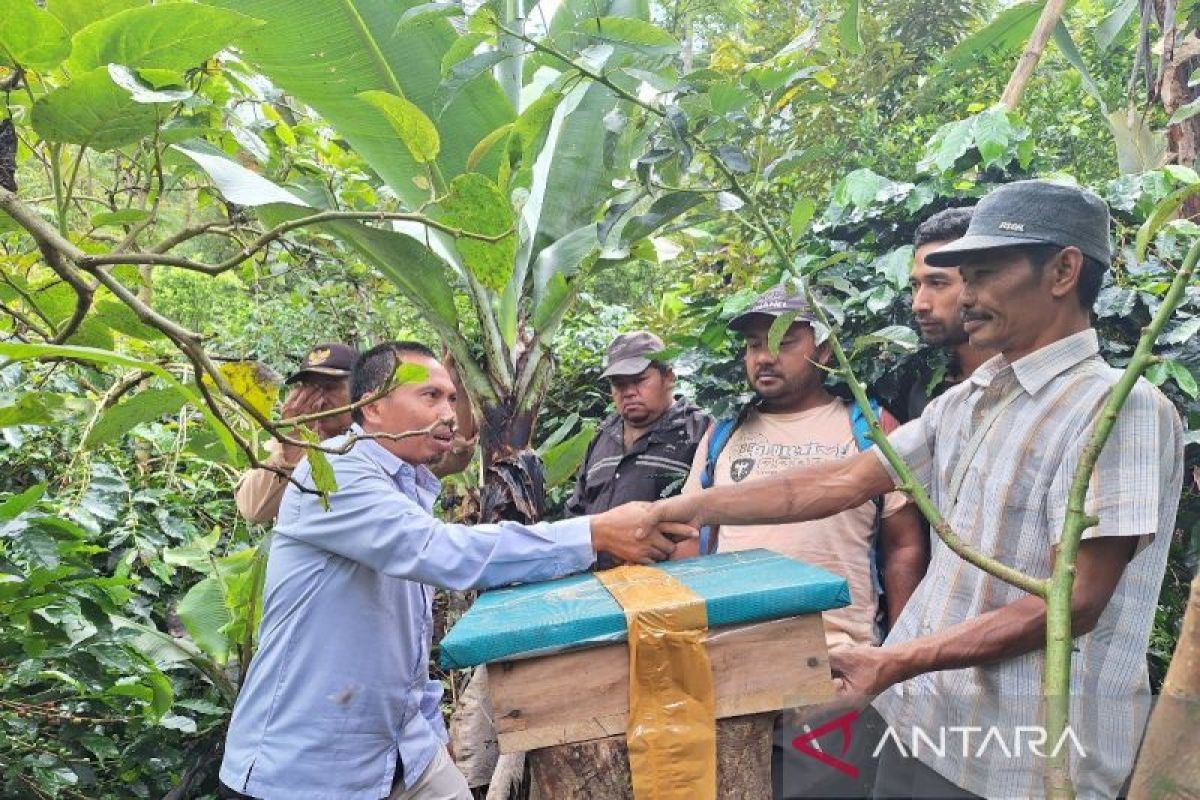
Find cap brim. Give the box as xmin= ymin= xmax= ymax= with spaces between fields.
xmin=600 ymin=357 xmax=653 ymax=378
xmin=285 ymin=366 xmax=351 ymax=384
xmin=924 ymin=233 xmax=1052 ymax=267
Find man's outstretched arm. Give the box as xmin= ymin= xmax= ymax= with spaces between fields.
xmin=644 ymin=449 xmax=896 ymax=534
xmin=830 ymin=535 xmax=1138 ymax=698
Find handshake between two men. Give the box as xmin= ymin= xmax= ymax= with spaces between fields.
xmin=587 ymin=499 xmax=700 ymax=565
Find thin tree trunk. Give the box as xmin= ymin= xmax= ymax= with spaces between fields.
xmin=1000 ymin=0 xmax=1070 ymax=110
xmin=1154 ymin=0 xmax=1200 ymax=214
xmin=1128 ymin=575 xmax=1200 ymax=799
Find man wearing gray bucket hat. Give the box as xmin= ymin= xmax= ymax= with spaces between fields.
xmin=646 ymin=180 xmax=1184 ymax=798
xmin=565 ymin=330 xmax=710 ymax=521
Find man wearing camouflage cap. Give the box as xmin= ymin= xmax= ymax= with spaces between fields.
xmin=646 ymin=180 xmax=1184 ymax=798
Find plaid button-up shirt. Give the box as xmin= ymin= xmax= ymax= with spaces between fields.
xmin=872 ymin=329 xmax=1183 ymax=799
xmin=565 ymin=398 xmax=711 ymax=516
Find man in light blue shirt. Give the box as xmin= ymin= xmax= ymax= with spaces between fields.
xmin=220 ymin=341 xmax=692 ymax=800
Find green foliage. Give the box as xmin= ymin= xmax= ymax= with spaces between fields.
xmin=32 ymin=69 xmax=160 ymax=151
xmin=0 ymin=0 xmax=71 ymax=70
xmin=66 ymin=4 xmax=263 ymax=73
xmin=0 ymin=362 xmax=247 ymax=797
xmin=1 ymin=0 xmax=1197 ymax=794
xmin=438 ymin=173 xmax=518 ymax=293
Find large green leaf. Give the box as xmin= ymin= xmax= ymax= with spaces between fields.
xmin=0 ymin=483 xmax=46 ymax=522
xmin=515 ymin=0 xmax=651 ymax=280
xmin=220 ymin=541 xmax=270 ymax=652
xmin=46 ymin=0 xmax=146 ymax=35
xmin=541 ymin=425 xmax=595 ymax=488
xmin=438 ymin=173 xmax=516 ymax=293
xmin=84 ymin=387 xmax=188 ymax=449
xmin=0 ymin=342 xmax=239 ymax=462
xmin=31 ymin=68 xmax=158 ymax=151
xmin=171 ymin=141 xmax=462 ymax=332
xmin=0 ymin=0 xmax=71 ymax=69
xmin=176 ymin=576 xmax=231 ymax=664
xmin=938 ymin=1 xmax=1045 ymax=74
xmin=358 ymin=90 xmax=440 ymax=164
xmin=517 ymin=75 xmax=622 ymax=294
xmin=531 ymin=224 xmax=598 ymax=310
xmin=618 ymin=191 xmax=704 ymax=245
xmin=1095 ymin=0 xmax=1138 ymax=52
xmin=201 ymin=0 xmax=514 ymax=207
xmin=67 ymin=3 xmax=264 ymax=73
xmin=567 ymin=17 xmax=678 ymax=56
xmin=161 ymin=528 xmax=221 ymax=571
xmin=0 ymin=392 xmax=72 ymax=428
xmin=838 ymin=0 xmax=862 ymax=54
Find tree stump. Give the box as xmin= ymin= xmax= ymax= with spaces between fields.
xmin=527 ymin=712 xmax=776 ymax=800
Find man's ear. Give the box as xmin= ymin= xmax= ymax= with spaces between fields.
xmin=1048 ymin=246 xmax=1084 ymax=301
xmin=663 ymin=367 xmax=677 ymax=389
xmin=815 ymin=341 xmax=834 ymax=367
xmin=359 ymin=397 xmax=381 ymax=427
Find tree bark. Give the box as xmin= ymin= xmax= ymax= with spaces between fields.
xmin=526 ymin=713 xmax=776 ymax=800
xmin=479 ymin=402 xmax=546 ymax=524
xmin=1154 ymin=1 xmax=1200 ymax=214
xmin=1127 ymin=575 xmax=1200 ymax=799
xmin=1000 ymin=0 xmax=1070 ymax=110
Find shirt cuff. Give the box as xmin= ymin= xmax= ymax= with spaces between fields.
xmin=549 ymin=516 xmax=596 ymax=572
xmin=872 ymin=446 xmax=903 ymax=486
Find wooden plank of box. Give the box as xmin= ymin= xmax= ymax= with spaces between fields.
xmin=488 ymin=613 xmax=832 ymax=754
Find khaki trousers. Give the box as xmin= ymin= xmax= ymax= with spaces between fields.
xmin=387 ymin=746 xmax=471 ymax=800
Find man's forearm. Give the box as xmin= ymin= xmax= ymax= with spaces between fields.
xmin=883 ymin=547 xmax=926 ymax=627
xmin=694 ymin=451 xmax=892 ymax=527
xmin=884 ymin=595 xmax=1047 ymax=685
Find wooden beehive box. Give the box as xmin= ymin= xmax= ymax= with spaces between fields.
xmin=439 ymin=549 xmax=849 ymax=753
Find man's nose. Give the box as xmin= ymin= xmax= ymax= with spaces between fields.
xmin=912 ymin=286 xmax=932 ymax=313
xmin=958 ymin=283 xmax=977 ymax=307
xmin=750 ymin=347 xmax=776 ymax=367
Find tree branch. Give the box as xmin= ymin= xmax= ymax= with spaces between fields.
xmin=78 ymin=209 xmax=513 ymax=275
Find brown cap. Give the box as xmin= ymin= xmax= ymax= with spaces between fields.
xmin=728 ymin=285 xmax=818 ymax=332
xmin=285 ymin=342 xmax=358 ymax=385
xmin=600 ymin=331 xmax=666 ymax=378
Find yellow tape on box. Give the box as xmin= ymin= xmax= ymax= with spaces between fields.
xmin=595 ymin=564 xmax=717 ymax=800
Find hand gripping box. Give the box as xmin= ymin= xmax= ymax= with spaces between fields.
xmin=440 ymin=549 xmax=851 ymax=753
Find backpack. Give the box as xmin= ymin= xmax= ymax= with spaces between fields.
xmin=696 ymin=398 xmax=889 ymax=611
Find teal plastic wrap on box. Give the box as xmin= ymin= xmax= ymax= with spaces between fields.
xmin=438 ymin=549 xmax=850 ymax=669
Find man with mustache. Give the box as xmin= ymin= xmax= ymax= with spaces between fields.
xmin=672 ymin=287 xmax=928 ymax=797
xmin=903 ymin=207 xmax=998 ymax=421
xmin=645 ymin=181 xmax=1184 ymax=798
xmin=565 ymin=330 xmax=710 ymax=525
xmin=220 ymin=341 xmax=695 ymax=800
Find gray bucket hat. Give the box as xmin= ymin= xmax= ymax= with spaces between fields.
xmin=600 ymin=331 xmax=666 ymax=378
xmin=924 ymin=180 xmax=1112 ymax=267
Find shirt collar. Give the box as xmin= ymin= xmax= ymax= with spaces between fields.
xmin=349 ymin=424 xmax=441 ymax=490
xmin=968 ymin=329 xmax=1100 ymax=396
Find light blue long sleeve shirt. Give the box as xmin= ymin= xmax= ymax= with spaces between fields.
xmin=219 ymin=428 xmax=595 ymax=800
